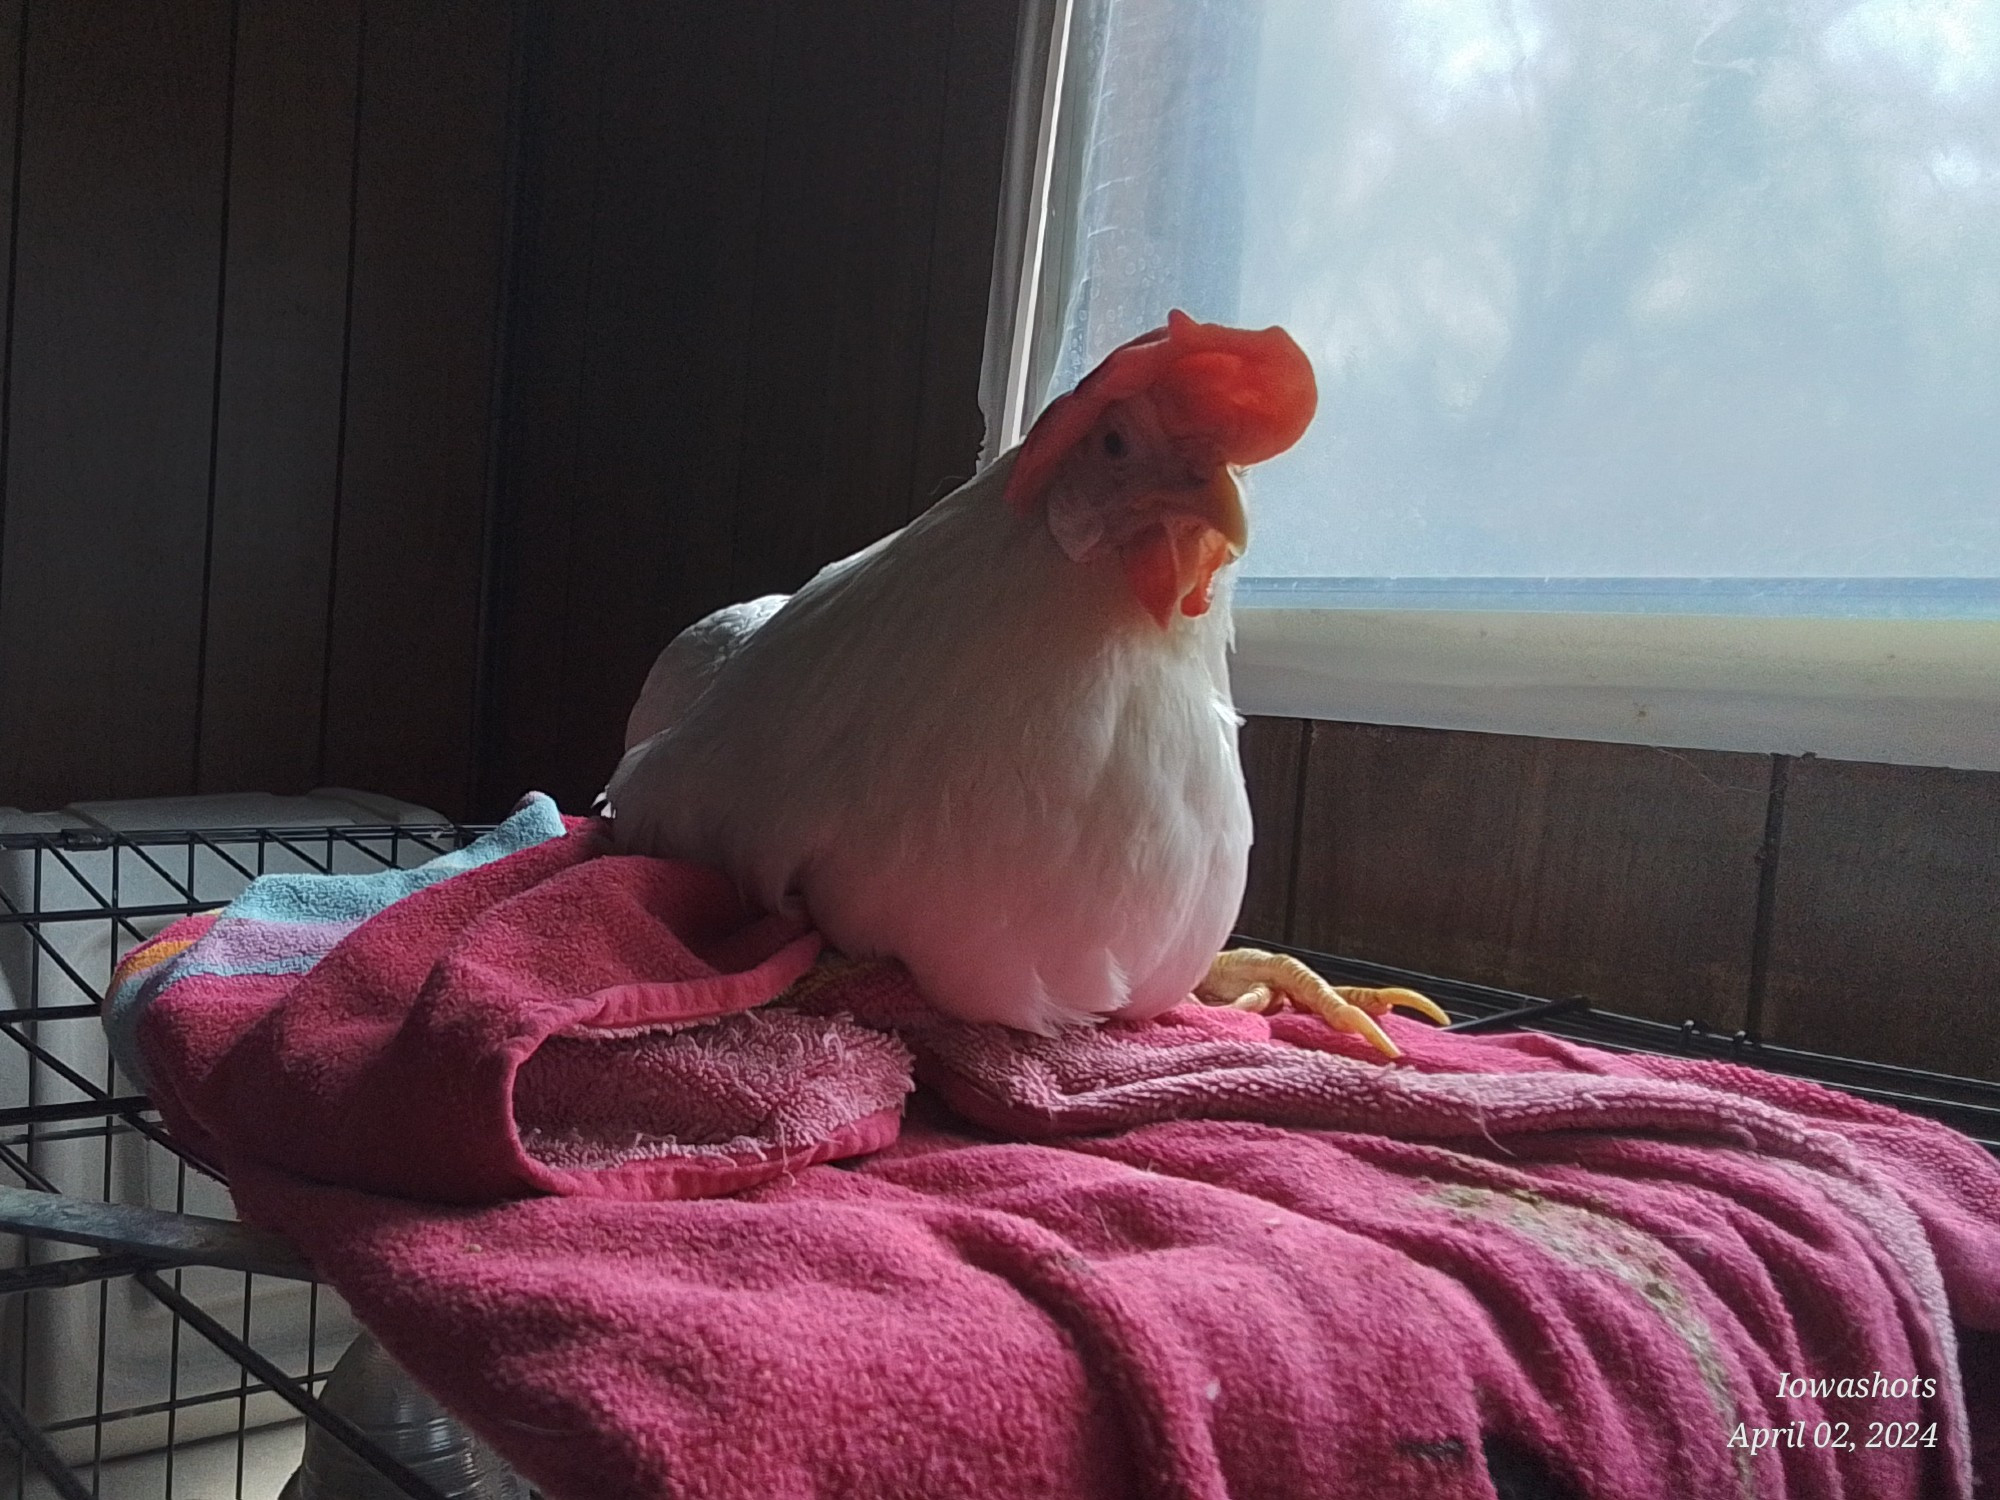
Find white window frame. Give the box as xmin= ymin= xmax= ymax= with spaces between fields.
xmin=980 ymin=2 xmax=2000 ymax=774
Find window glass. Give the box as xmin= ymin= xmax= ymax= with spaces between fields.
xmin=1043 ymin=0 xmax=2000 ymax=615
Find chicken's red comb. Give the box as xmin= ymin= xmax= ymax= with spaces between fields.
xmin=1005 ymin=310 xmax=1318 ymax=512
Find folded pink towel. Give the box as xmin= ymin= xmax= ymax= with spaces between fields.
xmin=124 ymin=816 xmax=910 ymax=1201
xmin=112 ymin=813 xmax=2000 ymax=1500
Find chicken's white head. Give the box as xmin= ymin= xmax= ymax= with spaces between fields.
xmin=1002 ymin=309 xmax=1318 ymax=628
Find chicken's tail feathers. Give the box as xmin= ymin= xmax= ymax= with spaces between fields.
xmin=601 ymin=736 xmax=665 ymax=839
xmin=624 ymin=594 xmax=793 ymax=750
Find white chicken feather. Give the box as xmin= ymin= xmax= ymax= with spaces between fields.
xmin=622 ymin=594 xmax=789 ymax=751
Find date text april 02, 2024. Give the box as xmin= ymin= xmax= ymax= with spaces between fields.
xmin=1728 ymin=1373 xmax=1942 ymax=1455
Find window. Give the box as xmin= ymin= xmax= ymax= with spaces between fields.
xmin=984 ymin=0 xmax=2000 ymax=770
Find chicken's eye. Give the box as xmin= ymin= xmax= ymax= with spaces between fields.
xmin=1102 ymin=429 xmax=1127 ymax=459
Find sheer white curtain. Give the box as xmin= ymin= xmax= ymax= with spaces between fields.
xmin=1031 ymin=0 xmax=2000 ymax=614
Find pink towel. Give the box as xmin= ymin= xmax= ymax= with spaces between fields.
xmin=117 ymin=820 xmax=2000 ymax=1500
xmin=126 ymin=821 xmax=911 ymax=1201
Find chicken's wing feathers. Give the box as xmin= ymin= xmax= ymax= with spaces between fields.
xmin=623 ymin=594 xmax=790 ymax=750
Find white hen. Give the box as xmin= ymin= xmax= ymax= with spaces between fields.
xmin=608 ymin=313 xmax=1444 ymax=1048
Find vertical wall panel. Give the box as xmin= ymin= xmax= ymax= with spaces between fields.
xmin=0 ymin=1 xmax=231 ymax=806
xmin=726 ymin=0 xmax=958 ymax=602
xmin=1761 ymin=759 xmax=2000 ymax=1081
xmin=551 ymin=0 xmax=779 ymax=806
xmin=1289 ymin=723 xmax=1769 ymax=1026
xmin=483 ymin=0 xmax=1027 ymax=814
xmin=197 ymin=0 xmax=363 ymax=795
xmin=0 ymin=0 xmax=18 ymax=701
xmin=0 ymin=0 xmax=515 ymax=815
xmin=320 ymin=0 xmax=515 ymax=816
xmin=474 ymin=0 xmax=612 ymax=815
xmin=1235 ymin=715 xmax=1306 ymax=940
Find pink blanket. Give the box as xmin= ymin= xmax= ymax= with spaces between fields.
xmin=114 ymin=815 xmax=2000 ymax=1500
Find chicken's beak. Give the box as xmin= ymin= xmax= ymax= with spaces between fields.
xmin=1118 ymin=465 xmax=1248 ymax=629
xmin=1197 ymin=466 xmax=1249 ymax=558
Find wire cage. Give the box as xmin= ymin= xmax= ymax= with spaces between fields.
xmin=1 ymin=822 xmax=1996 ymax=1500
xmin=0 ymin=821 xmax=486 ymax=1500
xmin=1252 ymin=938 xmax=2000 ymax=1159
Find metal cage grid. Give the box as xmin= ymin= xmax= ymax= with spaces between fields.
xmin=1252 ymin=938 xmax=2000 ymax=1158
xmin=0 ymin=824 xmax=1995 ymax=1500
xmin=0 ymin=822 xmax=484 ymax=1500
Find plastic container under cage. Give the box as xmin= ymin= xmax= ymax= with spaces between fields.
xmin=0 ymin=798 xmax=502 ymax=1500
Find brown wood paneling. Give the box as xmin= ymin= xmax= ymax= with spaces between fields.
xmin=473 ymin=0 xmax=614 ymax=817
xmin=480 ymin=0 xmax=1025 ymax=816
xmin=1236 ymin=715 xmax=1307 ymax=941
xmin=1289 ymin=722 xmax=1770 ymax=1026
xmin=1761 ymin=758 xmax=2000 ymax=1081
xmin=0 ymin=0 xmax=231 ymax=807
xmin=902 ymin=0 xmax=1024 ymax=522
xmin=196 ymin=0 xmax=364 ymax=795
xmin=726 ymin=0 xmax=960 ymax=603
xmin=319 ymin=0 xmax=515 ymax=817
xmin=0 ymin=2 xmax=516 ymax=813
xmin=0 ymin=1 xmax=19 ymax=710
xmin=548 ymin=0 xmax=780 ymax=812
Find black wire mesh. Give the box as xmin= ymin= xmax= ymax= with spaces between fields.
xmin=1231 ymin=934 xmax=2000 ymax=1157
xmin=0 ymin=823 xmax=479 ymax=1500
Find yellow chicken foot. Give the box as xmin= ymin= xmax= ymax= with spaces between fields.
xmin=1195 ymin=947 xmax=1449 ymax=1059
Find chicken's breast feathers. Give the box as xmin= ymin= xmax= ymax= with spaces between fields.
xmin=607 ymin=452 xmax=1249 ymax=1032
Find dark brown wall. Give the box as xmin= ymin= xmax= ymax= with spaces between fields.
xmin=1239 ymin=717 xmax=2000 ymax=1082
xmin=479 ymin=0 xmax=1024 ymax=816
xmin=0 ymin=0 xmax=1021 ymax=822
xmin=0 ymin=0 xmax=515 ymax=818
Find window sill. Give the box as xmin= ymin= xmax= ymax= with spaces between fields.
xmin=1229 ymin=605 xmax=2000 ymax=773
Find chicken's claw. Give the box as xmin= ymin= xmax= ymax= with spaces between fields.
xmin=1195 ymin=947 xmax=1448 ymax=1060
